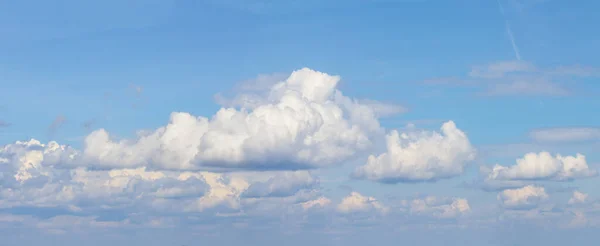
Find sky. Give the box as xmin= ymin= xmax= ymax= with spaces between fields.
xmin=1 ymin=0 xmax=600 ymax=245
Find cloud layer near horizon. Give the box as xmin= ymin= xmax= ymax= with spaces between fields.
xmin=0 ymin=67 xmax=598 ymax=234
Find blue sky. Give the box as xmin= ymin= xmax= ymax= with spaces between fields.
xmin=1 ymin=0 xmax=600 ymax=245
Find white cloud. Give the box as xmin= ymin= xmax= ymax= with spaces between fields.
xmin=214 ymin=72 xmax=288 ymax=109
xmin=568 ymin=191 xmax=588 ymax=205
xmin=530 ymin=127 xmax=600 ymax=143
xmin=498 ymin=185 xmax=548 ymax=209
xmin=337 ymin=192 xmax=388 ymax=214
xmin=484 ymin=152 xmax=597 ymax=182
xmin=60 ymin=68 xmax=395 ymax=171
xmin=0 ymin=139 xmax=329 ymax=216
xmin=301 ymin=197 xmax=332 ymax=210
xmin=353 ymin=121 xmax=476 ymax=183
xmin=399 ymin=196 xmax=470 ymax=219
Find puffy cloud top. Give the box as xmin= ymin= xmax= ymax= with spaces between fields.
xmin=63 ymin=68 xmax=393 ymax=171
xmin=400 ymin=196 xmax=471 ymax=219
xmin=485 ymin=152 xmax=597 ymax=182
xmin=497 ymin=185 xmax=548 ymax=210
xmin=337 ymin=192 xmax=388 ymax=214
xmin=353 ymin=121 xmax=476 ymax=183
xmin=568 ymin=191 xmax=588 ymax=205
xmin=301 ymin=197 xmax=332 ymax=210
xmin=0 ymin=139 xmax=320 ymax=214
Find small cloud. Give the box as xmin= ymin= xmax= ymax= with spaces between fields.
xmin=482 ymin=152 xmax=597 ymax=182
xmin=421 ymin=61 xmax=598 ymax=97
xmin=482 ymin=78 xmax=571 ymax=97
xmin=337 ymin=192 xmax=388 ymax=214
xmin=82 ymin=119 xmax=96 ymax=131
xmin=130 ymin=84 xmax=143 ymax=95
xmin=48 ymin=115 xmax=67 ymax=136
xmin=0 ymin=120 xmax=10 ymax=127
xmin=568 ymin=191 xmax=588 ymax=205
xmin=483 ymin=81 xmax=569 ymax=97
xmin=529 ymin=127 xmax=600 ymax=143
xmin=498 ymin=185 xmax=549 ymax=210
xmin=129 ymin=84 xmax=146 ymax=109
xmin=468 ymin=61 xmax=535 ymax=79
xmin=399 ymin=196 xmax=471 ymax=219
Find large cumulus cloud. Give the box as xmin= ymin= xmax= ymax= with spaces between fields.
xmin=0 ymin=139 xmax=323 ymax=218
xmin=55 ymin=68 xmax=399 ymax=171
xmin=353 ymin=121 xmax=476 ymax=183
xmin=484 ymin=152 xmax=597 ymax=183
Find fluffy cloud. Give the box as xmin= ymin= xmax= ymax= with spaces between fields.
xmin=336 ymin=192 xmax=388 ymax=214
xmin=484 ymin=152 xmax=597 ymax=182
xmin=56 ymin=68 xmax=399 ymax=171
xmin=0 ymin=139 xmax=327 ymax=217
xmin=300 ymin=197 xmax=332 ymax=210
xmin=399 ymin=196 xmax=471 ymax=219
xmin=568 ymin=191 xmax=589 ymax=205
xmin=353 ymin=121 xmax=476 ymax=183
xmin=498 ymin=185 xmax=549 ymax=210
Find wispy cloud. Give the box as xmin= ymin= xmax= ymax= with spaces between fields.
xmin=497 ymin=0 xmax=521 ymax=60
xmin=530 ymin=127 xmax=600 ymax=143
xmin=48 ymin=115 xmax=67 ymax=136
xmin=129 ymin=83 xmax=146 ymax=109
xmin=82 ymin=119 xmax=96 ymax=131
xmin=422 ymin=61 xmax=599 ymax=96
xmin=0 ymin=120 xmax=10 ymax=127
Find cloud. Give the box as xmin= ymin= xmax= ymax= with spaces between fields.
xmin=498 ymin=185 xmax=549 ymax=210
xmin=468 ymin=61 xmax=534 ymax=79
xmin=422 ymin=61 xmax=599 ymax=96
xmin=130 ymin=84 xmax=143 ymax=95
xmin=0 ymin=120 xmax=10 ymax=127
xmin=301 ymin=197 xmax=332 ymax=210
xmin=48 ymin=115 xmax=66 ymax=135
xmin=216 ymin=72 xmax=407 ymax=117
xmin=336 ymin=192 xmax=388 ymax=214
xmin=568 ymin=191 xmax=588 ymax=205
xmin=399 ymin=196 xmax=470 ymax=219
xmin=241 ymin=171 xmax=317 ymax=198
xmin=214 ymin=73 xmax=288 ymax=109
xmin=483 ymin=152 xmax=597 ymax=182
xmin=0 ymin=139 xmax=303 ymax=215
xmin=353 ymin=121 xmax=476 ymax=183
xmin=0 ymin=138 xmax=345 ymax=228
xmin=484 ymin=78 xmax=570 ymax=96
xmin=55 ymin=68 xmax=394 ymax=171
xmin=352 ymin=99 xmax=408 ymax=118
xmin=530 ymin=127 xmax=600 ymax=143
xmin=496 ymin=0 xmax=522 ymax=60
xmin=82 ymin=119 xmax=95 ymax=131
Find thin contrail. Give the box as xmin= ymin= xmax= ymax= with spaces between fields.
xmin=496 ymin=0 xmax=521 ymax=60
